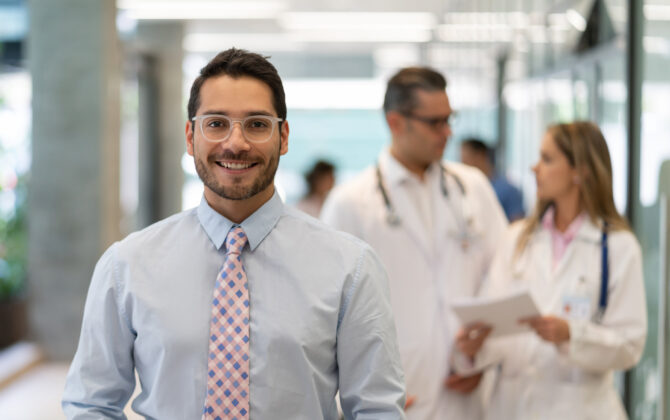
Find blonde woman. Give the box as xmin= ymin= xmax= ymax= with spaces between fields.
xmin=455 ymin=121 xmax=647 ymax=419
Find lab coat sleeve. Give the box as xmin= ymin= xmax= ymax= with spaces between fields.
xmin=470 ymin=169 xmax=508 ymax=262
xmin=62 ymin=244 xmax=136 ymax=419
xmin=562 ymin=233 xmax=647 ymax=373
xmin=337 ymin=245 xmax=406 ymax=420
xmin=452 ymin=223 xmax=522 ymax=375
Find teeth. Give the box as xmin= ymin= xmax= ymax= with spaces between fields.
xmin=221 ymin=162 xmax=252 ymax=170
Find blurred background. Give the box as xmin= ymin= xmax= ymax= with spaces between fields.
xmin=0 ymin=0 xmax=669 ymax=418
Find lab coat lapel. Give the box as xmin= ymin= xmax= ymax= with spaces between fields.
xmin=552 ymin=218 xmax=601 ymax=282
xmin=434 ymin=172 xmax=464 ymax=256
xmin=393 ymin=183 xmax=434 ymax=260
xmin=379 ymin=154 xmax=434 ymax=260
xmin=530 ymin=229 xmax=557 ymax=306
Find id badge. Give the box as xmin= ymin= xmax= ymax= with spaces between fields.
xmin=561 ymin=295 xmax=591 ymax=320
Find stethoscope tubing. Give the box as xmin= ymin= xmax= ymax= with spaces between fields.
xmin=375 ymin=162 xmax=466 ymax=229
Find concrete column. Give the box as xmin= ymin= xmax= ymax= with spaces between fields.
xmin=136 ymin=22 xmax=184 ymax=225
xmin=27 ymin=0 xmax=121 ymax=361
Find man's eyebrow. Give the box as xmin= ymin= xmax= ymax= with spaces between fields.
xmin=197 ymin=110 xmax=276 ymax=117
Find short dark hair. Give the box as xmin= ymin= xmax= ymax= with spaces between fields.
xmin=187 ymin=47 xmax=287 ymax=121
xmin=383 ymin=67 xmax=447 ymax=114
xmin=305 ymin=160 xmax=335 ymax=195
xmin=461 ymin=137 xmax=494 ymax=162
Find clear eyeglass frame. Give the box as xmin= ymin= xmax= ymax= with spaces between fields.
xmin=191 ymin=114 xmax=284 ymax=144
xmin=402 ymin=111 xmax=458 ymax=131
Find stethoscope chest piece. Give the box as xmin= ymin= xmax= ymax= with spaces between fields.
xmin=386 ymin=211 xmax=401 ymax=226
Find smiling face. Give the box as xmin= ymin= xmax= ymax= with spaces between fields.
xmin=186 ymin=75 xmax=288 ymax=217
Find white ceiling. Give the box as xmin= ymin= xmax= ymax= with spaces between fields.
xmin=116 ymin=0 xmax=670 ymax=80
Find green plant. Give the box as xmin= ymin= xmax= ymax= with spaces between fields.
xmin=0 ymin=175 xmax=27 ymax=301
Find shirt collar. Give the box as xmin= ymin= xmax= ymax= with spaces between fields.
xmin=197 ymin=191 xmax=283 ymax=251
xmin=379 ymin=147 xmax=440 ymax=187
xmin=541 ymin=205 xmax=586 ymax=241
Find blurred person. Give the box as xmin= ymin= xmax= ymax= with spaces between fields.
xmin=455 ymin=122 xmax=647 ymax=420
xmin=62 ymin=48 xmax=406 ymax=420
xmin=296 ymin=159 xmax=336 ymax=217
xmin=321 ymin=67 xmax=507 ymax=420
xmin=460 ymin=138 xmax=525 ymax=222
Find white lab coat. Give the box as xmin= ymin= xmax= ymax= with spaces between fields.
xmin=321 ymin=150 xmax=507 ymax=420
xmin=466 ymin=217 xmax=647 ymax=420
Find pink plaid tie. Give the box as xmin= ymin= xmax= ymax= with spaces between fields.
xmin=203 ymin=226 xmax=250 ymax=420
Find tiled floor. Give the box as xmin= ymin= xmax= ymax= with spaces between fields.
xmin=0 ymin=363 xmax=141 ymax=420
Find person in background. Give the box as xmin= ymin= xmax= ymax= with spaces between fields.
xmin=321 ymin=67 xmax=507 ymax=420
xmin=62 ymin=47 xmax=406 ymax=420
xmin=460 ymin=138 xmax=525 ymax=222
xmin=296 ymin=159 xmax=336 ymax=218
xmin=456 ymin=121 xmax=647 ymax=420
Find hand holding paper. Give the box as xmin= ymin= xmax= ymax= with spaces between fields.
xmin=451 ymin=290 xmax=541 ymax=338
xmin=455 ymin=322 xmax=492 ymax=358
xmin=519 ymin=315 xmax=571 ymax=344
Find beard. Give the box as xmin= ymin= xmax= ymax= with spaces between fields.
xmin=194 ymin=142 xmax=280 ymax=201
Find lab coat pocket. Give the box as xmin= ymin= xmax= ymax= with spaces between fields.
xmin=560 ymin=276 xmax=598 ymax=321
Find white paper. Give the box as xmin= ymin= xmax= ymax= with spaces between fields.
xmin=451 ymin=290 xmax=541 ymax=338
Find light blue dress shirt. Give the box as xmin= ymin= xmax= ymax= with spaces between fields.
xmin=62 ymin=192 xmax=406 ymax=419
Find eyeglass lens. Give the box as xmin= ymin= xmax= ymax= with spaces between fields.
xmin=200 ymin=115 xmax=276 ymax=143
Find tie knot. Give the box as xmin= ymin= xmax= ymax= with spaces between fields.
xmin=225 ymin=226 xmax=248 ymax=255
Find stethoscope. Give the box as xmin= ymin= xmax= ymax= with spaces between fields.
xmin=597 ymin=222 xmax=609 ymax=319
xmin=375 ymin=162 xmax=476 ymax=250
xmin=513 ymin=218 xmax=610 ymax=321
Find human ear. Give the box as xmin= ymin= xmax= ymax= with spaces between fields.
xmin=386 ymin=111 xmax=405 ymax=135
xmin=185 ymin=120 xmax=195 ymax=156
xmin=279 ymin=120 xmax=289 ymax=156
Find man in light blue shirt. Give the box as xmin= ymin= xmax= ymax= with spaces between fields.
xmin=62 ymin=48 xmax=406 ymax=419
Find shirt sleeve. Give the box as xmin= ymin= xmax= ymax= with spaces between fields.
xmin=336 ymin=245 xmax=406 ymax=420
xmin=62 ymin=244 xmax=136 ymax=419
xmin=560 ymin=234 xmax=647 ymax=372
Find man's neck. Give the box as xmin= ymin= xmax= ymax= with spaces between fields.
xmin=205 ymin=185 xmax=275 ymax=224
xmin=389 ymin=146 xmax=429 ymax=181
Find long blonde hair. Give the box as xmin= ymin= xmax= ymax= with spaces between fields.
xmin=516 ymin=121 xmax=630 ymax=257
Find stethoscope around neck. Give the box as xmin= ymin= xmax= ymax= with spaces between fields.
xmin=375 ymin=161 xmax=474 ymax=248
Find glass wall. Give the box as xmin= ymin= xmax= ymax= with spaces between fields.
xmin=628 ymin=1 xmax=670 ymax=418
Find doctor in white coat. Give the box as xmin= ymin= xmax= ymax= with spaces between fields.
xmin=456 ymin=121 xmax=647 ymax=420
xmin=321 ymin=67 xmax=507 ymax=420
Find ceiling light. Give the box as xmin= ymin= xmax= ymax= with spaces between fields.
xmin=286 ymin=30 xmax=432 ymax=43
xmin=566 ymin=9 xmax=587 ymax=31
xmin=437 ymin=24 xmax=514 ymax=43
xmin=118 ymin=0 xmax=287 ymax=20
xmin=278 ymin=12 xmax=437 ymax=31
xmin=443 ymin=12 xmax=529 ymax=28
xmin=184 ymin=33 xmax=304 ymax=52
xmin=644 ymin=5 xmax=670 ymax=21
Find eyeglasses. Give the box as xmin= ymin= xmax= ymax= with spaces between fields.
xmin=191 ymin=114 xmax=283 ymax=144
xmin=402 ymin=112 xmax=457 ymax=131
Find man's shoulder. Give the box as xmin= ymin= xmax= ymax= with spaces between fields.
xmin=116 ymin=208 xmax=199 ymax=253
xmin=443 ymin=161 xmax=495 ymax=197
xmin=443 ymin=161 xmax=488 ymax=185
xmin=328 ymin=167 xmax=376 ymax=201
xmin=281 ymin=205 xmax=374 ymax=252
